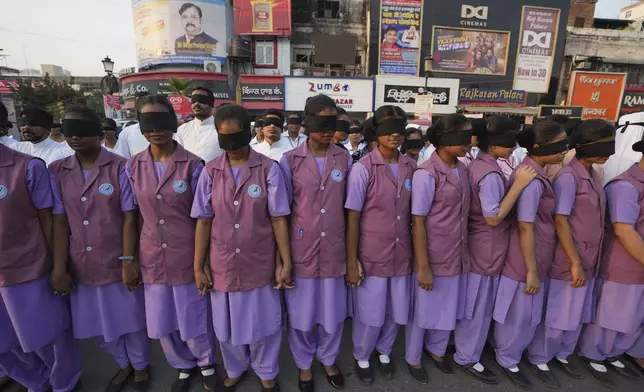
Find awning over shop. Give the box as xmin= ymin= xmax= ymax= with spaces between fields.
xmin=460 ymin=105 xmax=539 ymax=116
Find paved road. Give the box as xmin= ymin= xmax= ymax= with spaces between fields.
xmin=5 ymin=321 xmax=643 ymax=392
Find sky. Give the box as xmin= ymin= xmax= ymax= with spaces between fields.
xmin=0 ymin=0 xmax=636 ymax=76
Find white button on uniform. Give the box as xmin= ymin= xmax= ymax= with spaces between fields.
xmin=235 ymin=248 xmax=240 ymax=254
xmin=159 ymin=219 xmax=165 ymax=225
xmin=86 ymin=246 xmax=92 ymax=252
xmin=83 ymin=220 xmax=89 ymax=226
xmin=321 ymin=232 xmax=326 ymax=237
xmin=396 ymin=216 xmax=400 ymax=220
xmin=234 ymin=201 xmax=239 ymax=206
xmin=320 ymin=186 xmax=325 ymax=191
xmin=234 ymin=224 xmax=240 ymax=229
xmin=321 ymin=209 xmax=326 ymax=214
xmin=161 ymin=243 xmax=168 ymax=249
xmin=81 ymin=197 xmax=87 ymax=202
xmin=396 ymin=237 xmax=400 ymax=242
xmin=156 ymin=195 xmax=162 ymax=200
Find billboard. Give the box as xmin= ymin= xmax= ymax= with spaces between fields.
xmin=284 ymin=77 xmax=374 ymax=112
xmin=431 ymin=26 xmax=510 ymax=75
xmin=132 ymin=0 xmax=227 ymax=68
xmin=233 ymin=0 xmax=291 ymax=35
xmin=103 ymin=95 xmax=124 ymax=120
xmin=620 ymin=89 xmax=644 ymax=116
xmin=378 ymin=0 xmax=423 ymax=76
xmin=459 ymin=87 xmax=526 ymax=106
xmin=567 ymin=71 xmax=627 ymax=121
xmin=513 ymin=6 xmax=560 ymax=93
xmin=538 ymin=105 xmax=583 ymax=119
xmin=375 ymin=76 xmax=460 ymax=115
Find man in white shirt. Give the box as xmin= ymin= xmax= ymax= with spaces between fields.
xmin=13 ymin=106 xmax=73 ymax=165
xmin=0 ymin=102 xmax=18 ymax=147
xmin=252 ymin=110 xmax=293 ymax=161
xmin=175 ymin=86 xmax=223 ymax=163
xmin=250 ymin=119 xmax=264 ymax=146
xmin=283 ymin=113 xmax=307 ymax=149
xmin=113 ymin=92 xmax=153 ymax=158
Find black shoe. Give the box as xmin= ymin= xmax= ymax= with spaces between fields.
xmin=373 ymin=353 xmax=395 ymax=380
xmin=581 ymin=357 xmax=615 ymax=389
xmin=298 ymin=370 xmax=314 ymax=392
xmin=407 ymin=364 xmax=428 ymax=384
xmin=103 ymin=368 xmax=131 ymax=392
xmin=499 ymin=365 xmax=532 ymax=389
xmin=222 ymin=372 xmax=246 ymax=392
xmin=624 ymin=354 xmax=644 ymax=376
xmin=354 ymin=360 xmax=374 ymax=386
xmin=171 ymin=369 xmax=195 ymax=392
xmin=456 ymin=362 xmax=501 ymax=384
xmin=132 ymin=366 xmax=151 ymax=392
xmin=71 ymin=381 xmax=83 ymax=392
xmin=201 ymin=366 xmax=218 ymax=391
xmin=606 ymin=357 xmax=640 ymax=380
xmin=0 ymin=377 xmax=14 ymax=391
xmin=426 ymin=351 xmax=454 ymax=375
xmin=322 ymin=365 xmax=344 ymax=390
xmin=551 ymin=358 xmax=584 ymax=379
xmin=260 ymin=380 xmax=280 ymax=392
xmin=532 ymin=365 xmax=560 ymax=389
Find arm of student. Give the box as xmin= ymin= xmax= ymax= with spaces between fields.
xmin=411 ymin=170 xmax=435 ymax=290
xmin=516 ymin=180 xmax=543 ymax=295
xmin=607 ymin=180 xmax=644 ymax=265
xmin=553 ymin=173 xmax=585 ymax=287
xmin=484 ymin=167 xmax=537 ymax=227
xmin=344 ymin=162 xmax=369 ymax=286
xmin=191 ymin=168 xmax=216 ymax=294
xmin=614 ymin=223 xmax=644 ymax=265
xmin=267 ymin=162 xmax=293 ymax=288
xmin=278 ymin=155 xmax=293 ymax=205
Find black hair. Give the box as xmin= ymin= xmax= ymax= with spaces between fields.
xmin=263 ymin=109 xmax=284 ymax=124
xmin=563 ymin=119 xmax=583 ymax=136
xmin=406 ymin=128 xmax=422 ymax=139
xmin=192 ymin=86 xmax=215 ymax=99
xmin=336 ymin=107 xmax=347 ymax=116
xmin=362 ymin=117 xmax=376 ymax=143
xmin=517 ymin=121 xmax=565 ymax=150
xmin=134 ymin=91 xmax=150 ymax=100
xmin=63 ymin=105 xmax=101 ymax=123
xmin=214 ymin=104 xmax=251 ymax=134
xmin=101 ymin=118 xmax=117 ymax=130
xmin=373 ymin=105 xmax=407 ymax=127
xmin=304 ymin=94 xmax=337 ymax=117
xmin=217 ymin=103 xmax=230 ymax=109
xmin=384 ymin=27 xmax=397 ymax=34
xmin=478 ymin=116 xmax=518 ymax=151
xmin=179 ymin=2 xmax=202 ymax=18
xmin=136 ymin=94 xmax=176 ymax=118
xmin=254 ymin=119 xmax=263 ymax=128
xmin=426 ymin=113 xmax=470 ymax=148
xmin=22 ymin=106 xmax=54 ymax=130
xmin=470 ymin=118 xmax=486 ymax=138
xmin=351 ymin=119 xmax=361 ymax=127
xmin=545 ymin=114 xmax=569 ymax=125
xmin=568 ymin=119 xmax=616 ymax=148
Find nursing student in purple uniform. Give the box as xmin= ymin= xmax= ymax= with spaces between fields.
xmin=192 ymin=104 xmax=291 ymax=392
xmin=527 ymin=119 xmax=615 ymax=388
xmin=0 ymin=141 xmax=82 ymax=392
xmin=125 ymin=95 xmax=217 ymax=392
xmin=577 ymin=131 xmax=644 ymax=388
xmin=492 ymin=121 xmax=568 ymax=389
xmin=457 ymin=118 xmax=483 ymax=167
xmin=279 ymin=95 xmax=350 ymax=392
xmin=345 ymin=105 xmax=416 ymax=385
xmin=453 ymin=116 xmax=537 ymax=384
xmin=48 ymin=106 xmax=152 ymax=392
xmin=405 ymin=114 xmax=470 ymax=383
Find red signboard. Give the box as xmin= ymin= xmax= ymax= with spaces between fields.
xmin=233 ymin=0 xmax=292 ymax=36
xmin=167 ymin=94 xmax=193 ymax=122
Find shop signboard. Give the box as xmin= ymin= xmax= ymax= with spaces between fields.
xmin=284 ymin=77 xmax=374 ymax=112
xmin=567 ymin=71 xmax=627 ymax=121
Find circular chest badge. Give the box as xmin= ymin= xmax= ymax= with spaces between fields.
xmin=0 ymin=185 xmax=7 ymax=200
xmin=248 ymin=184 xmax=262 ymax=198
xmin=404 ymin=178 xmax=412 ymax=192
xmin=173 ymin=180 xmax=187 ymax=194
xmin=98 ymin=183 xmax=114 ymax=196
xmin=331 ymin=169 xmax=343 ymax=182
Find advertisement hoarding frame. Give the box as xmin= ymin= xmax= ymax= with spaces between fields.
xmin=284 ymin=76 xmax=375 ymax=112
xmin=566 ymin=71 xmax=627 ymax=122
xmin=377 ymin=0 xmax=424 ymax=76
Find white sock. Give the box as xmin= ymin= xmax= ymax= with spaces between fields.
xmin=473 ymin=362 xmax=485 ymax=372
xmin=609 ymin=360 xmax=625 ymax=369
xmin=178 ymin=372 xmax=191 ymax=380
xmin=508 ymin=366 xmax=520 ymax=373
xmin=590 ymin=362 xmax=608 ymax=373
xmin=556 ymin=357 xmax=569 ymax=364
xmin=357 ymin=360 xmax=370 ymax=369
xmin=537 ymin=364 xmax=550 ymax=371
xmin=201 ymin=368 xmax=215 ymax=377
xmin=379 ymin=355 xmax=391 ymax=364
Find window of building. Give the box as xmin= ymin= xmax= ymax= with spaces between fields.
xmin=317 ymin=0 xmax=340 ymax=18
xmin=295 ymin=54 xmax=309 ymax=63
xmin=574 ymin=17 xmax=585 ymax=28
xmin=254 ymin=39 xmax=275 ymax=67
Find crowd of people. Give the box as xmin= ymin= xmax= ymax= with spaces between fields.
xmin=0 ymin=87 xmax=643 ymax=392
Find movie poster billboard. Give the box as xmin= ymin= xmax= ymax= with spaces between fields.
xmin=378 ymin=0 xmax=423 ymax=76
xmin=431 ymin=26 xmax=510 ymax=75
xmin=513 ymin=6 xmax=560 ymax=93
xmin=132 ymin=0 xmax=227 ymax=69
xmin=567 ymin=71 xmax=627 ymax=121
xmin=233 ymin=0 xmax=292 ymax=35
xmin=103 ymin=95 xmax=124 ymax=120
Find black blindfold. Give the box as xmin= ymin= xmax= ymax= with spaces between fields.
xmin=575 ymin=141 xmax=615 ymax=158
xmin=263 ymin=117 xmax=283 ymax=128
xmin=530 ymin=140 xmax=568 ymax=156
xmin=488 ymin=132 xmax=518 ymax=148
xmin=349 ymin=126 xmax=361 ymax=134
xmin=62 ymin=119 xmax=104 ymax=138
xmin=304 ymin=115 xmax=337 ymax=133
xmin=288 ymin=117 xmax=302 ymax=125
xmin=19 ymin=115 xmax=53 ymax=129
xmin=191 ymin=94 xmax=214 ymax=107
xmin=139 ymin=112 xmax=178 ymax=133
xmin=375 ymin=118 xmax=407 ymax=137
xmin=218 ymin=130 xmax=251 ymax=151
xmin=439 ymin=130 xmax=473 ymax=146
xmin=402 ymin=139 xmax=424 ymax=151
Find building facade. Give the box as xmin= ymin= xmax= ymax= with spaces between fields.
xmin=567 ymin=0 xmax=597 ymax=28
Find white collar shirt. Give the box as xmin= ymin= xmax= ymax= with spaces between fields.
xmin=282 ymin=132 xmax=308 ymax=149
xmin=252 ymin=137 xmax=294 ymax=161
xmin=113 ymin=124 xmax=149 ymax=158
xmin=175 ymin=116 xmax=223 ymax=163
xmin=13 ymin=137 xmax=74 ymax=166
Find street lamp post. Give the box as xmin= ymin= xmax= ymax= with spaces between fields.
xmin=102 ymin=56 xmax=115 ymax=74
xmin=424 ymin=54 xmax=433 ymax=87
xmin=100 ymin=55 xmax=120 ymax=95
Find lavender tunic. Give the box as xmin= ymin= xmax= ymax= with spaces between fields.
xmin=191 ymin=161 xmax=288 ymax=345
xmin=479 ymin=173 xmax=505 ymax=218
xmin=344 ymin=163 xmax=399 ymax=211
xmin=410 ymin=166 xmax=465 ymax=330
xmin=129 ymin=161 xmax=208 ymax=340
xmin=279 ymin=154 xmax=351 ymax=333
xmin=497 ymin=156 xmax=517 ymax=181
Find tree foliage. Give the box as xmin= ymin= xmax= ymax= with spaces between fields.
xmin=166 ymin=78 xmax=193 ymax=96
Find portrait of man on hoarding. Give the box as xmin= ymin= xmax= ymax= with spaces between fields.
xmin=175 ymin=2 xmax=218 ymax=55
xmin=381 ymin=26 xmax=402 ymax=56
